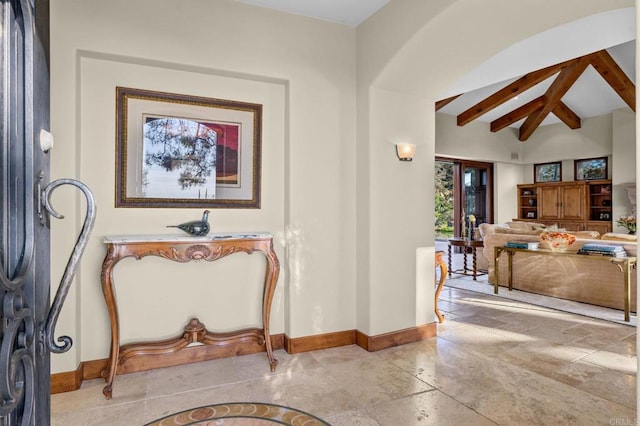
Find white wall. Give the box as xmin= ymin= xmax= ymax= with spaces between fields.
xmin=50 ymin=0 xmax=356 ymax=372
xmin=612 ymin=108 xmax=637 ymax=230
xmin=523 ymin=114 xmax=613 ymax=173
xmin=435 ymin=114 xmax=524 ymax=163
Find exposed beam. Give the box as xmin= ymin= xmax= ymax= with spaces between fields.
xmin=552 ymin=101 xmax=581 ymax=129
xmin=490 ymin=96 xmax=545 ymax=132
xmin=590 ymin=49 xmax=636 ymax=111
xmin=519 ymin=56 xmax=591 ymax=141
xmin=435 ymin=94 xmax=461 ymax=111
xmin=456 ymin=58 xmax=575 ymax=126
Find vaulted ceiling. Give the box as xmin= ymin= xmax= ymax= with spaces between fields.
xmin=436 ymin=48 xmax=636 ymax=141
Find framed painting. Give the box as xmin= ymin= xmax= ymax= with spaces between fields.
xmin=574 ymin=157 xmax=608 ymax=181
xmin=115 ymin=87 xmax=262 ymax=208
xmin=534 ymin=162 xmax=562 ymax=183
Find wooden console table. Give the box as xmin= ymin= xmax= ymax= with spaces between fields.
xmin=494 ymin=246 xmax=636 ymax=322
xmin=100 ymin=233 xmax=280 ymax=399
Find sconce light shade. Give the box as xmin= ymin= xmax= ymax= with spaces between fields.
xmin=396 ymin=143 xmax=416 ymax=161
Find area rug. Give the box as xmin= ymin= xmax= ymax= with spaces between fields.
xmin=444 ymin=277 xmax=637 ymax=327
xmin=145 ymin=402 xmax=331 ymax=425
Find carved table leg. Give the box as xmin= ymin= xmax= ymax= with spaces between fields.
xmin=472 ymin=247 xmax=477 ymax=281
xmin=100 ymin=246 xmax=120 ymax=400
xmin=434 ymin=251 xmax=447 ymax=323
xmin=462 ymin=248 xmax=468 ymax=274
xmin=262 ymin=242 xmax=280 ymax=371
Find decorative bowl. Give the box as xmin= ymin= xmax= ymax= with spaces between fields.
xmin=539 ymin=231 xmax=577 ymax=252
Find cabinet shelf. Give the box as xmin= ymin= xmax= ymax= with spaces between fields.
xmin=516 ymin=180 xmax=612 ymax=233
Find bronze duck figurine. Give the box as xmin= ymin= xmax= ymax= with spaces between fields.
xmin=167 ymin=210 xmax=210 ymax=236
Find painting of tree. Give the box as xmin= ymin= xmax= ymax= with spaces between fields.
xmin=142 ymin=116 xmax=217 ymax=198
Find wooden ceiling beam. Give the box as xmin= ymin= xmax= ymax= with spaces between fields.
xmin=590 ymin=49 xmax=636 ymax=111
xmin=456 ymin=58 xmax=576 ymax=126
xmin=435 ymin=94 xmax=461 ymax=111
xmin=519 ymin=56 xmax=591 ymax=141
xmin=552 ymin=101 xmax=581 ymax=129
xmin=490 ymin=96 xmax=545 ymax=132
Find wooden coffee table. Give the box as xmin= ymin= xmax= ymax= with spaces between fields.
xmin=447 ymin=237 xmax=485 ymax=281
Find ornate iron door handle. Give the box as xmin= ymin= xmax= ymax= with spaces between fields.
xmin=42 ymin=179 xmax=96 ymax=353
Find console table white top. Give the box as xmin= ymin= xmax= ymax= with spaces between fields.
xmin=103 ymin=232 xmax=273 ymax=244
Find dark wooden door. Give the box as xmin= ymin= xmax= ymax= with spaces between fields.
xmin=0 ymin=0 xmax=50 ymax=424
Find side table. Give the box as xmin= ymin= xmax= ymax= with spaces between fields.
xmin=447 ymin=237 xmax=485 ymax=281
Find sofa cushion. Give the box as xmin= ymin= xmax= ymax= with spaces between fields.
xmin=478 ymin=223 xmax=508 ymax=238
xmin=494 ymin=227 xmax=543 ymax=236
xmin=572 ymin=230 xmax=601 ymax=239
xmin=601 ymin=232 xmax=638 ymax=242
xmin=507 ymin=221 xmax=549 ymax=231
xmin=506 ymin=221 xmax=530 ymax=231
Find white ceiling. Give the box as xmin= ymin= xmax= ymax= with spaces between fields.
xmin=236 ymin=2 xmax=636 ymax=128
xmin=236 ymin=0 xmax=390 ymax=26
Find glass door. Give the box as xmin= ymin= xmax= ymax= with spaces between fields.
xmin=436 ymin=158 xmax=493 ymax=240
xmin=462 ymin=163 xmax=492 ymax=238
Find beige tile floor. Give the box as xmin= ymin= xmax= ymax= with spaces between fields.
xmin=51 ymin=282 xmax=637 ymax=425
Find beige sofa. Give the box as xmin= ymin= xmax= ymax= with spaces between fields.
xmin=478 ymin=222 xmax=637 ymax=312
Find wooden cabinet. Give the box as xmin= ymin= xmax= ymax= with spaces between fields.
xmin=516 ymin=180 xmax=612 ymax=233
xmin=538 ymin=182 xmax=586 ymax=221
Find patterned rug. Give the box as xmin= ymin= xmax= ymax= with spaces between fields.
xmin=145 ymin=402 xmax=331 ymax=425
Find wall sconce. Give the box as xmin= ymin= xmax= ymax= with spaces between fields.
xmin=395 ymin=143 xmax=416 ymax=161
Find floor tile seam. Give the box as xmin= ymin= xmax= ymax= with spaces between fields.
xmin=144 ymin=373 xmax=274 ymax=404
xmin=572 ymin=373 xmax=638 ymax=410
xmin=577 ymin=356 xmax=638 ymax=376
xmin=498 ymin=351 xmax=637 ymax=397
xmin=483 ymin=355 xmax=639 ymax=414
xmin=444 ymin=283 xmax=637 ymax=328
xmin=569 ymin=335 xmax=633 ymax=357
xmin=498 ymin=348 xmax=596 ymax=371
xmin=52 ymin=397 xmax=144 ymax=417
xmin=380 ymin=357 xmax=441 ymax=391
xmin=434 ymin=334 xmax=515 ymax=366
xmin=323 ymin=409 xmax=384 ymax=426
xmin=573 ymin=381 xmax=639 ymax=412
xmin=442 ymin=307 xmax=626 ymax=350
xmin=353 ymin=388 xmax=441 ymax=422
xmin=458 ymin=318 xmax=557 ymax=344
xmin=411 ymin=387 xmax=501 ymax=426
